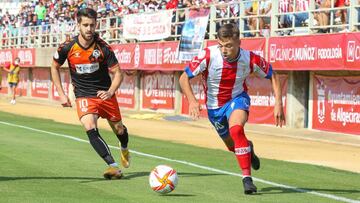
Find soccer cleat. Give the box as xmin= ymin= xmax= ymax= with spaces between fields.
xmin=249 ymin=141 xmax=260 ymax=170
xmin=103 ymin=166 xmax=123 ymax=180
xmin=242 ymin=177 xmax=257 ymax=194
xmin=120 ymin=147 xmax=130 ymax=168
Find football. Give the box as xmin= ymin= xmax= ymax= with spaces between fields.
xmin=149 ymin=165 xmax=178 ymax=194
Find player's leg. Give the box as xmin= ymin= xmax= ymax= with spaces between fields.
xmin=76 ymin=98 xmax=122 ymax=179
xmin=108 ymin=120 xmax=130 ymax=168
xmin=100 ymin=95 xmax=130 ymax=168
xmin=12 ymin=83 xmax=17 ymax=103
xmin=226 ymin=93 xmax=258 ymax=194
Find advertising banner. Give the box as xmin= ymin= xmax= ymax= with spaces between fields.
xmin=0 ymin=48 xmax=35 ymax=66
xmin=313 ymin=75 xmax=360 ymax=135
xmin=142 ymin=71 xmax=176 ymax=110
xmin=178 ymin=9 xmax=210 ymax=61
xmin=31 ymin=68 xmax=50 ymax=98
xmin=52 ymin=69 xmax=70 ymax=100
xmin=116 ymin=72 xmax=136 ymax=109
xmin=268 ymin=34 xmax=345 ymax=70
xmin=138 ymin=42 xmax=184 ymax=70
xmin=181 ymin=75 xmax=208 ymax=117
xmin=111 ymin=43 xmax=137 ymax=70
xmin=123 ymin=10 xmax=173 ymax=41
xmin=247 ymin=74 xmax=288 ymax=124
xmin=16 ymin=68 xmax=29 ymax=96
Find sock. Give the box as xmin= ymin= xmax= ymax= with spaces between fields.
xmin=86 ymin=128 xmax=115 ymax=165
xmin=229 ymin=125 xmax=251 ymax=176
xmin=116 ymin=125 xmax=129 ymax=149
xmin=227 ymin=145 xmax=235 ymax=153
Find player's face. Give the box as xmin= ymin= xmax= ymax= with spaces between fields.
xmin=78 ymin=17 xmax=96 ymax=42
xmin=218 ymin=37 xmax=240 ymax=61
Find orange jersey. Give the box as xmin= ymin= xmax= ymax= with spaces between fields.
xmin=53 ymin=34 xmax=118 ymax=98
xmin=75 ymin=96 xmax=122 ymax=122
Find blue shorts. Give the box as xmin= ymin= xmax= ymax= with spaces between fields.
xmin=207 ymin=92 xmax=250 ymax=139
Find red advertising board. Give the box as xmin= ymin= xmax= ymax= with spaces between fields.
xmin=0 ymin=69 xmax=8 ymax=94
xmin=181 ymin=75 xmax=208 ymax=117
xmin=139 ymin=42 xmax=184 ymax=71
xmin=142 ymin=71 xmax=175 ymax=110
xmin=52 ymin=69 xmax=70 ymax=100
xmin=344 ymin=32 xmax=360 ymax=71
xmin=111 ymin=43 xmax=137 ymax=70
xmin=0 ymin=49 xmax=13 ymax=66
xmin=16 ymin=69 xmax=29 ymax=96
xmin=0 ymin=48 xmax=35 ymax=67
xmin=268 ymin=34 xmax=345 ymax=70
xmin=31 ymin=68 xmax=50 ymax=98
xmin=248 ymin=74 xmax=288 ymax=124
xmin=206 ymin=38 xmax=266 ymax=57
xmin=13 ymin=48 xmax=36 ymax=66
xmin=113 ymin=42 xmax=185 ymax=71
xmin=116 ymin=73 xmax=136 ymax=109
xmin=312 ymin=75 xmax=360 ymax=135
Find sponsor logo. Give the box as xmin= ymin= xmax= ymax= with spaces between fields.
xmin=92 ymin=49 xmax=101 ymax=59
xmin=235 ymin=146 xmax=251 ymax=155
xmin=74 ymin=52 xmax=80 ymax=58
xmin=269 ymin=44 xmax=277 ymax=62
xmin=75 ymin=63 xmax=100 ymax=74
xmin=53 ymin=51 xmax=59 ymax=59
xmin=317 ymin=81 xmax=326 ymax=123
xmin=134 ymin=44 xmax=140 ymax=68
xmin=347 ymin=41 xmax=356 ymax=62
xmin=214 ymin=121 xmax=225 ymax=131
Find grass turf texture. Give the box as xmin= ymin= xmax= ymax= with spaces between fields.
xmin=0 ymin=111 xmax=359 ymax=203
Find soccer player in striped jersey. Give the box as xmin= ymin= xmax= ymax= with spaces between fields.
xmin=179 ymin=23 xmax=285 ymax=194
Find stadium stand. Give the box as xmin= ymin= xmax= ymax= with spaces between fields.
xmin=0 ymin=0 xmax=358 ymax=48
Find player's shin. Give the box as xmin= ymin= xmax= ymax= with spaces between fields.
xmin=87 ymin=128 xmax=116 ymax=165
xmin=229 ymin=125 xmax=251 ymax=176
xmin=116 ymin=125 xmax=129 ymax=149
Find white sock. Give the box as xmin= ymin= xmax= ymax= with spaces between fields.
xmin=109 ymin=163 xmax=118 ymax=167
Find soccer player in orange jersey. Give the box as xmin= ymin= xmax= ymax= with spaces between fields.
xmin=51 ymin=8 xmax=130 ymax=179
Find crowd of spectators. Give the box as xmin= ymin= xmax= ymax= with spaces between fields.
xmin=0 ymin=0 xmax=356 ymax=47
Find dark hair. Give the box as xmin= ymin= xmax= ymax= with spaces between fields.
xmin=217 ymin=23 xmax=240 ymax=40
xmin=76 ymin=8 xmax=97 ymax=23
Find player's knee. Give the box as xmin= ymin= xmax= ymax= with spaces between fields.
xmin=116 ymin=125 xmax=127 ymax=136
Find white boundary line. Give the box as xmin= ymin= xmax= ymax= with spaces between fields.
xmin=0 ymin=121 xmax=358 ymax=203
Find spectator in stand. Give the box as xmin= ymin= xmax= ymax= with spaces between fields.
xmin=35 ymin=1 xmax=47 ymax=25
xmin=285 ymin=0 xmax=309 ymax=28
xmin=278 ymin=0 xmax=291 ymax=30
xmin=259 ymin=0 xmax=271 ymax=33
xmin=244 ymin=0 xmax=258 ymax=37
xmin=335 ymin=0 xmax=349 ymax=32
xmin=315 ymin=0 xmax=331 ymax=33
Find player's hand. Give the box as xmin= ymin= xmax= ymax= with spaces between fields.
xmin=60 ymin=96 xmax=72 ymax=107
xmin=189 ymin=101 xmax=201 ymax=120
xmin=274 ymin=103 xmax=285 ymax=127
xmin=97 ymin=90 xmax=113 ymax=100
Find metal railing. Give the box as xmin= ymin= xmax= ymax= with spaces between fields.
xmin=1 ymin=0 xmax=360 ymax=49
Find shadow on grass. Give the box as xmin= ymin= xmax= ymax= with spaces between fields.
xmin=0 ymin=176 xmax=104 ymax=183
xmin=123 ymin=171 xmax=226 ymax=180
xmin=260 ymin=186 xmax=360 ymax=195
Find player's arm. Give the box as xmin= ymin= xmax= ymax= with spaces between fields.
xmin=51 ymin=61 xmax=71 ymax=107
xmin=270 ymin=71 xmax=285 ymax=127
xmin=179 ymin=72 xmax=200 ymax=120
xmin=97 ymin=64 xmax=122 ymax=100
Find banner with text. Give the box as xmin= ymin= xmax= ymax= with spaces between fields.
xmin=116 ymin=73 xmax=136 ymax=109
xmin=248 ymin=74 xmax=288 ymax=124
xmin=268 ymin=34 xmax=345 ymax=70
xmin=141 ymin=71 xmax=176 ymax=110
xmin=31 ymin=68 xmax=50 ymax=98
xmin=181 ymin=75 xmax=208 ymax=117
xmin=123 ymin=10 xmax=173 ymax=41
xmin=111 ymin=43 xmax=137 ymax=70
xmin=312 ymin=75 xmax=360 ymax=135
xmin=0 ymin=69 xmax=8 ymax=94
xmin=0 ymin=48 xmax=35 ymax=66
xmin=52 ymin=69 xmax=70 ymax=100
